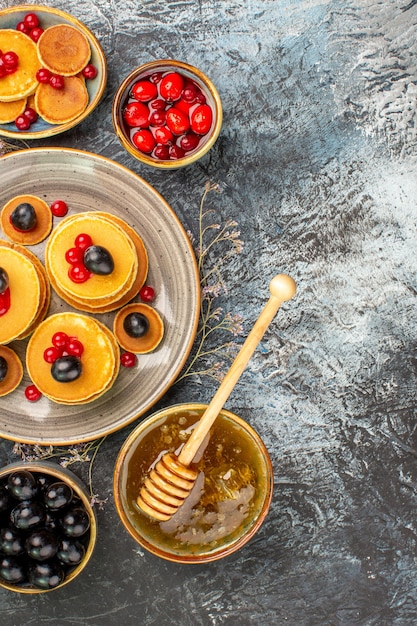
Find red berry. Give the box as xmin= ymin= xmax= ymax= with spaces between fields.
xmin=74 ymin=233 xmax=93 ymax=250
xmin=68 ymin=263 xmax=91 ymax=283
xmin=23 ymin=107 xmax=38 ymax=124
xmin=153 ymin=144 xmax=170 ymax=160
xmin=139 ymin=285 xmax=155 ymax=302
xmin=16 ymin=21 xmax=30 ymax=34
xmin=182 ymin=82 xmax=197 ymax=102
xmin=190 ymin=104 xmax=212 ymax=135
xmin=149 ymin=110 xmax=166 ymax=126
xmin=44 ymin=346 xmax=62 ymax=363
xmin=49 ymin=74 xmax=65 ymax=89
xmin=120 ymin=352 xmax=137 ymax=368
xmin=132 ymin=80 xmax=157 ymax=102
xmin=25 ymin=385 xmax=42 ymax=402
xmin=50 ymin=199 xmax=68 ymax=217
xmin=194 ymin=90 xmax=206 ymax=104
xmin=0 ymin=66 xmax=5 ymax=79
xmin=149 ymin=98 xmax=166 ymax=111
xmin=66 ymin=339 xmax=84 ymax=358
xmin=175 ymin=98 xmax=193 ymax=115
xmin=36 ymin=68 xmax=51 ymax=83
xmin=2 ymin=51 xmax=18 ymax=69
xmin=29 ymin=27 xmax=44 ymax=43
xmin=169 ymin=145 xmax=185 ymax=159
xmin=122 ymin=101 xmax=149 ymax=128
xmin=24 ymin=13 xmax=39 ymax=29
xmin=4 ymin=67 xmax=17 ymax=76
xmin=149 ymin=72 xmax=163 ymax=84
xmin=166 ymin=107 xmax=190 ymax=135
xmin=180 ymin=132 xmax=200 ymax=152
xmin=132 ymin=129 xmax=155 ymax=154
xmin=82 ymin=63 xmax=98 ymax=79
xmin=159 ymin=72 xmax=184 ymax=101
xmin=154 ymin=126 xmax=174 ymax=145
xmin=52 ymin=332 xmax=69 ymax=348
xmin=14 ymin=115 xmax=31 ymax=131
xmin=65 ymin=246 xmax=84 ymax=264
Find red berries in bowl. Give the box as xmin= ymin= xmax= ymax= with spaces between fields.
xmin=112 ymin=60 xmax=222 ymax=168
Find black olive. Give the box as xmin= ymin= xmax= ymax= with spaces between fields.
xmin=10 ymin=500 xmax=46 ymax=531
xmin=43 ymin=482 xmax=73 ymax=510
xmin=58 ymin=506 xmax=90 ymax=537
xmin=0 ymin=267 xmax=8 ymax=294
xmin=0 ymin=555 xmax=26 ymax=584
xmin=51 ymin=355 xmax=82 ymax=383
xmin=28 ymin=559 xmax=64 ymax=589
xmin=123 ymin=312 xmax=149 ymax=338
xmin=10 ymin=202 xmax=37 ymax=232
xmin=0 ymin=356 xmax=7 ymax=383
xmin=0 ymin=527 xmax=25 ymax=556
xmin=25 ymin=529 xmax=59 ymax=562
xmin=57 ymin=538 xmax=85 ymax=565
xmin=83 ymin=245 xmax=114 ymax=275
xmin=7 ymin=470 xmax=38 ymax=501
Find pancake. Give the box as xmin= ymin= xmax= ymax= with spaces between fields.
xmin=0 ymin=346 xmax=23 ymax=397
xmin=113 ymin=303 xmax=164 ymax=354
xmin=35 ymin=75 xmax=89 ymax=125
xmin=1 ymin=194 xmax=53 ymax=245
xmin=37 ymin=24 xmax=91 ymax=76
xmin=0 ymin=97 xmax=26 ymax=124
xmin=0 ymin=242 xmax=42 ymax=344
xmin=0 ymin=30 xmax=40 ymax=102
xmin=26 ymin=312 xmax=118 ymax=404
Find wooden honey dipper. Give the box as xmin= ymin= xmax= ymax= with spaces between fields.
xmin=137 ymin=273 xmax=297 ymax=521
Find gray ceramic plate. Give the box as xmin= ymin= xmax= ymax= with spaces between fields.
xmin=0 ymin=148 xmax=200 ymax=445
xmin=0 ymin=5 xmax=107 ymax=139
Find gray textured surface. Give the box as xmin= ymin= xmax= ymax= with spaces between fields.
xmin=1 ymin=0 xmax=417 ymax=624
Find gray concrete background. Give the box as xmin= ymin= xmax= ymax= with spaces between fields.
xmin=0 ymin=0 xmax=416 ymax=624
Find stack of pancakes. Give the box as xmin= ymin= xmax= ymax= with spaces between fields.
xmin=45 ymin=212 xmax=148 ymax=313
xmin=0 ymin=240 xmax=50 ymax=344
xmin=0 ymin=23 xmax=92 ymax=125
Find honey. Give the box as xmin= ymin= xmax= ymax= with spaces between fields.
xmin=118 ymin=406 xmax=272 ymax=560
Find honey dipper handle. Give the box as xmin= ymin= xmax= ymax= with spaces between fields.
xmin=177 ymin=274 xmax=297 ymax=467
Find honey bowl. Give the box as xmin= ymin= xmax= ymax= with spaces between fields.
xmin=113 ymin=403 xmax=273 ymax=563
xmin=112 ymin=60 xmax=223 ymax=169
xmin=0 ymin=461 xmax=96 ymax=593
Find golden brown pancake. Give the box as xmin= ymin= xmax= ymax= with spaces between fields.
xmin=1 ymin=194 xmax=52 ymax=245
xmin=0 ymin=97 xmax=26 ymax=124
xmin=37 ymin=24 xmax=91 ymax=76
xmin=35 ymin=76 xmax=88 ymax=125
xmin=0 ymin=30 xmax=40 ymax=102
xmin=113 ymin=303 xmax=164 ymax=354
xmin=0 ymin=346 xmax=23 ymax=397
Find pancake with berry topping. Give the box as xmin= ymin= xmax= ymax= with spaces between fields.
xmin=26 ymin=312 xmax=119 ymax=404
xmin=113 ymin=303 xmax=164 ymax=354
xmin=0 ymin=96 xmax=27 ymax=124
xmin=37 ymin=24 xmax=91 ymax=76
xmin=0 ymin=30 xmax=40 ymax=102
xmin=34 ymin=75 xmax=89 ymax=125
xmin=0 ymin=345 xmax=23 ymax=397
xmin=1 ymin=194 xmax=53 ymax=245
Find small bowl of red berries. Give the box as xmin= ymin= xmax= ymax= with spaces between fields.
xmin=112 ymin=59 xmax=222 ymax=168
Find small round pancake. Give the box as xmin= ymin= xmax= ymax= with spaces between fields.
xmin=0 ymin=97 xmax=26 ymax=124
xmin=0 ymin=30 xmax=40 ymax=102
xmin=1 ymin=194 xmax=52 ymax=245
xmin=35 ymin=76 xmax=88 ymax=125
xmin=26 ymin=312 xmax=118 ymax=404
xmin=113 ymin=303 xmax=164 ymax=354
xmin=37 ymin=24 xmax=91 ymax=76
xmin=0 ymin=242 xmax=41 ymax=344
xmin=0 ymin=346 xmax=23 ymax=397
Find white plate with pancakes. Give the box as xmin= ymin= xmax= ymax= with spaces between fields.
xmin=0 ymin=148 xmax=200 ymax=445
xmin=0 ymin=5 xmax=107 ymax=139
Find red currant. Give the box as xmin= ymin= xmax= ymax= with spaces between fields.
xmin=190 ymin=104 xmax=212 ymax=135
xmin=14 ymin=115 xmax=31 ymax=131
xmin=149 ymin=99 xmax=166 ymax=111
xmin=24 ymin=13 xmax=39 ymax=29
xmin=68 ymin=263 xmax=91 ymax=283
xmin=139 ymin=285 xmax=155 ymax=302
xmin=120 ymin=352 xmax=137 ymax=368
xmin=43 ymin=346 xmax=62 ymax=363
xmin=25 ymin=385 xmax=42 ymax=402
xmin=149 ymin=72 xmax=163 ymax=84
xmin=2 ymin=51 xmax=18 ymax=69
xmin=180 ymin=132 xmax=200 ymax=152
xmin=66 ymin=339 xmax=84 ymax=358
xmin=132 ymin=80 xmax=157 ymax=102
xmin=122 ymin=101 xmax=149 ymax=128
xmin=0 ymin=66 xmax=5 ymax=79
xmin=159 ymin=72 xmax=184 ymax=101
xmin=169 ymin=145 xmax=185 ymax=159
xmin=49 ymin=74 xmax=65 ymax=90
xmin=182 ymin=83 xmax=197 ymax=102
xmin=82 ymin=63 xmax=98 ymax=80
xmin=154 ymin=126 xmax=173 ymax=145
xmin=36 ymin=68 xmax=51 ymax=84
xmin=194 ymin=90 xmax=206 ymax=104
xmin=50 ymin=199 xmax=68 ymax=217
xmin=175 ymin=98 xmax=193 ymax=115
xmin=74 ymin=233 xmax=93 ymax=250
xmin=65 ymin=246 xmax=84 ymax=264
xmin=149 ymin=110 xmax=166 ymax=126
xmin=4 ymin=66 xmax=17 ymax=76
xmin=29 ymin=27 xmax=44 ymax=43
xmin=16 ymin=21 xmax=30 ymax=34
xmin=23 ymin=107 xmax=38 ymax=124
xmin=52 ymin=332 xmax=69 ymax=348
xmin=166 ymin=108 xmax=190 ymax=135
xmin=132 ymin=129 xmax=155 ymax=153
xmin=153 ymin=144 xmax=170 ymax=160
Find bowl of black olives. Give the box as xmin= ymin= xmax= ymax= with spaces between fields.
xmin=0 ymin=461 xmax=96 ymax=593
